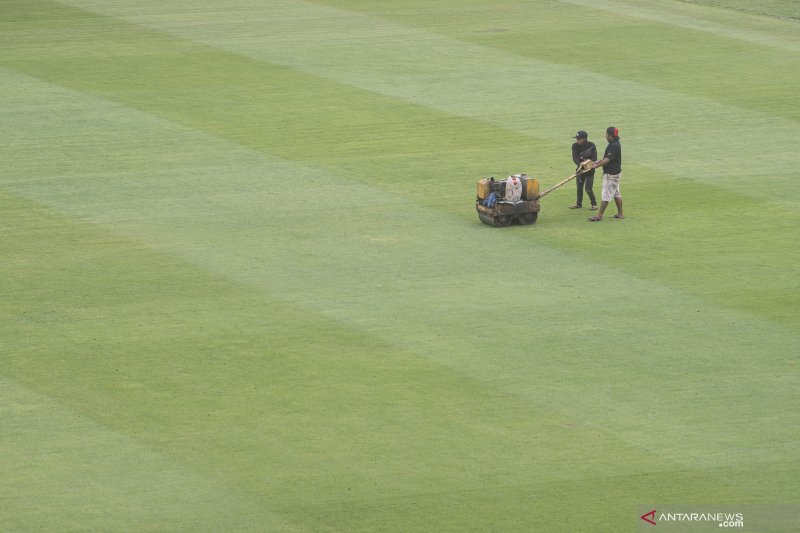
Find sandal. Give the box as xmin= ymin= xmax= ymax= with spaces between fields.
xmin=569 ymin=205 xmax=582 ymax=209
xmin=588 ymin=216 xmax=602 ymax=222
xmin=589 ymin=205 xmax=598 ymax=211
xmin=613 ymin=214 xmax=625 ymax=219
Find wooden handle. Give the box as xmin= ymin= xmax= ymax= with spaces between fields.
xmin=537 ymin=173 xmax=578 ymax=199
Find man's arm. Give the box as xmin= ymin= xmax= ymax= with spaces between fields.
xmin=593 ymin=143 xmax=617 ymax=168
xmin=571 ymin=145 xmax=582 ymax=166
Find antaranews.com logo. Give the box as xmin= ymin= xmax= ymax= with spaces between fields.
xmin=637 ymin=504 xmax=800 ymax=531
xmin=640 ymin=508 xmax=744 ymax=528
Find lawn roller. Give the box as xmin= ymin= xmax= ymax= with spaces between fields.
xmin=475 ymin=160 xmax=594 ymax=227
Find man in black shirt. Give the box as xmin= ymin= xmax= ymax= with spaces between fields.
xmin=570 ymin=130 xmax=598 ymax=210
xmin=588 ymin=126 xmax=624 ymax=221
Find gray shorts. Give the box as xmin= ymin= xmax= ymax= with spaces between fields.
xmin=602 ymin=173 xmax=621 ymax=202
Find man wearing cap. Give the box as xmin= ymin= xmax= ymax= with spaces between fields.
xmin=570 ymin=130 xmax=598 ymax=210
xmin=588 ymin=126 xmax=624 ymax=221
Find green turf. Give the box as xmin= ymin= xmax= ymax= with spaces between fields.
xmin=1 ymin=0 xmax=798 ymax=531
xmin=679 ymin=0 xmax=800 ymax=20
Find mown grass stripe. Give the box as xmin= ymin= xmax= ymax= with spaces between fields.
xmin=0 ymin=378 xmax=295 ymax=532
xmin=562 ymin=0 xmax=800 ymax=51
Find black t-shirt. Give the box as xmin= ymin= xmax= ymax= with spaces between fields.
xmin=572 ymin=141 xmax=597 ymax=176
xmin=603 ymin=139 xmax=622 ymax=175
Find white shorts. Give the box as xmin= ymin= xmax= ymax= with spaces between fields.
xmin=602 ymin=173 xmax=621 ymax=202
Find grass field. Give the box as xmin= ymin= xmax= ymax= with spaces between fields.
xmin=1 ymin=0 xmax=799 ymax=531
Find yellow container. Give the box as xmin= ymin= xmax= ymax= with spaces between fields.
xmin=476 ymin=178 xmax=491 ymax=200
xmin=523 ymin=175 xmax=539 ymax=199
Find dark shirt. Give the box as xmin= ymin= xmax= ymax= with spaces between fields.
xmin=603 ymin=139 xmax=622 ymax=175
xmin=572 ymin=141 xmax=597 ymax=176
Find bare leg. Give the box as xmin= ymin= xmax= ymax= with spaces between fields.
xmin=591 ymin=200 xmax=609 ymax=220
xmin=614 ymin=197 xmax=624 ymax=218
